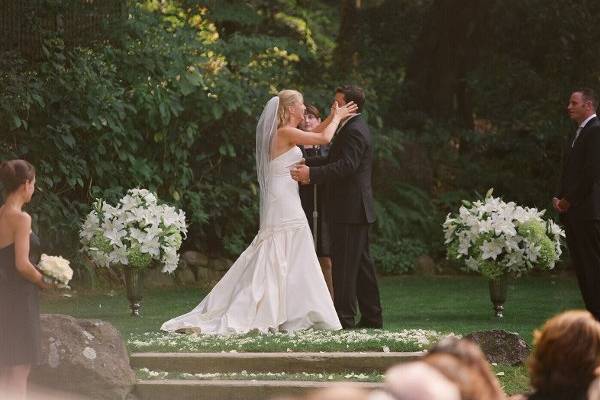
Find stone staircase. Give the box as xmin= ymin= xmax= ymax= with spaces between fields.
xmin=131 ymin=351 xmax=423 ymax=400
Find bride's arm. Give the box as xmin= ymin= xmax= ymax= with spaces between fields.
xmin=310 ymin=101 xmax=356 ymax=133
xmin=278 ymin=102 xmax=357 ymax=146
xmin=278 ymin=120 xmax=340 ymax=146
xmin=310 ymin=113 xmax=334 ymax=133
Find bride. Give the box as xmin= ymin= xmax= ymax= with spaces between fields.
xmin=161 ymin=90 xmax=357 ymax=334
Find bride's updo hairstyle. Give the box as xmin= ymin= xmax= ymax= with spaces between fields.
xmin=0 ymin=159 xmax=35 ymax=196
xmin=277 ymin=89 xmax=303 ymax=128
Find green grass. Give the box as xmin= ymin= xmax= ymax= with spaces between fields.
xmin=379 ymin=275 xmax=583 ymax=342
xmin=493 ymin=365 xmax=530 ymax=396
xmin=136 ymin=368 xmax=384 ymax=383
xmin=40 ymin=274 xmax=583 ymax=396
xmin=42 ymin=275 xmax=583 ymax=344
xmin=127 ymin=329 xmax=443 ymax=353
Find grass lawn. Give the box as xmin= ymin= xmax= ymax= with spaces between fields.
xmin=380 ymin=274 xmax=583 ymax=341
xmin=40 ymin=274 xmax=583 ymax=396
xmin=41 ymin=274 xmax=583 ymax=343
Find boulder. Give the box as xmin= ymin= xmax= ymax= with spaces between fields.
xmin=208 ymin=257 xmax=233 ymax=271
xmin=182 ymin=251 xmax=209 ymax=268
xmin=195 ymin=265 xmax=227 ymax=283
xmin=173 ymin=262 xmax=197 ymax=286
xmin=465 ymin=329 xmax=530 ymax=365
xmin=414 ymin=255 xmax=436 ymax=275
xmin=143 ymin=267 xmax=176 ymax=288
xmin=30 ymin=314 xmax=135 ymax=400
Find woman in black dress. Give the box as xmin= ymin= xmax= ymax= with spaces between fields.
xmin=0 ymin=159 xmax=47 ymax=398
xmin=298 ymin=104 xmax=334 ymax=298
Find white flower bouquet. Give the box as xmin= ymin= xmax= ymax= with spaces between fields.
xmin=443 ymin=189 xmax=565 ymax=279
xmin=80 ymin=188 xmax=187 ymax=273
xmin=38 ymin=254 xmax=73 ymax=288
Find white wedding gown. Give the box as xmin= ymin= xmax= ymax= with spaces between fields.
xmin=161 ymin=146 xmax=342 ymax=334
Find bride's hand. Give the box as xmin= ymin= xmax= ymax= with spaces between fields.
xmin=333 ymin=101 xmax=358 ymax=120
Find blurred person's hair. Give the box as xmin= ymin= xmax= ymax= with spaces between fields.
xmin=424 ymin=338 xmax=506 ymax=400
xmin=427 ymin=336 xmax=504 ymax=399
xmin=304 ymin=385 xmax=369 ymax=400
xmin=588 ymin=376 xmax=600 ymax=400
xmin=529 ymin=310 xmax=600 ymax=395
xmin=384 ymin=361 xmax=460 ymax=400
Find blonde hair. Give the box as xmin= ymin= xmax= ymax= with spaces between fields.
xmin=277 ymin=89 xmax=303 ymax=128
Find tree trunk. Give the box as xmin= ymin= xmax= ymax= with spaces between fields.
xmin=335 ymin=0 xmax=362 ymax=72
xmin=400 ymin=0 xmax=494 ymax=128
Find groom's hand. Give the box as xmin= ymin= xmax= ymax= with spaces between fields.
xmin=291 ymin=164 xmax=310 ymax=184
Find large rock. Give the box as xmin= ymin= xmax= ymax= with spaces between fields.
xmin=143 ymin=267 xmax=176 ymax=288
xmin=182 ymin=251 xmax=209 ymax=268
xmin=173 ymin=262 xmax=197 ymax=286
xmin=208 ymin=257 xmax=233 ymax=271
xmin=465 ymin=330 xmax=530 ymax=365
xmin=194 ymin=265 xmax=227 ymax=283
xmin=414 ymin=255 xmax=436 ymax=275
xmin=30 ymin=314 xmax=135 ymax=400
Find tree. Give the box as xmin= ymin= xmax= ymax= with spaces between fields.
xmin=397 ymin=0 xmax=495 ymax=128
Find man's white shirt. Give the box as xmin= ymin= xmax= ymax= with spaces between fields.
xmin=573 ymin=113 xmax=597 ymax=147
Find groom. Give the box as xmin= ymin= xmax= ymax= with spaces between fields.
xmin=291 ymin=85 xmax=383 ymax=329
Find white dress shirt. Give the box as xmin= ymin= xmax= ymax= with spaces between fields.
xmin=572 ymin=113 xmax=597 ymax=147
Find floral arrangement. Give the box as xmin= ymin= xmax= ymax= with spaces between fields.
xmin=38 ymin=254 xmax=73 ymax=288
xmin=80 ymin=188 xmax=187 ymax=273
xmin=442 ymin=190 xmax=565 ymax=279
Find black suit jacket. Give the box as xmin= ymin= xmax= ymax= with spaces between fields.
xmin=307 ymin=115 xmax=376 ymax=224
xmin=559 ymin=116 xmax=600 ymax=221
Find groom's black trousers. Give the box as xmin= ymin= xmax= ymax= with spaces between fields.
xmin=330 ymin=222 xmax=383 ymax=329
xmin=565 ymin=219 xmax=600 ymax=320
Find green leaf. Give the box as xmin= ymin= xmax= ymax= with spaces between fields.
xmin=62 ymin=134 xmax=76 ymax=148
xmin=11 ymin=115 xmax=22 ymax=129
xmin=179 ymin=80 xmax=195 ymax=96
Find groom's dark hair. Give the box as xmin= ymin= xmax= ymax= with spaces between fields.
xmin=336 ymin=85 xmax=365 ymax=112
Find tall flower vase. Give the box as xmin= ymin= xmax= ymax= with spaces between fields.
xmin=488 ymin=276 xmax=508 ymax=318
xmin=124 ymin=268 xmax=144 ymax=317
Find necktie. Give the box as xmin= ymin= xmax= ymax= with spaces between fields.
xmin=572 ymin=126 xmax=583 ymax=148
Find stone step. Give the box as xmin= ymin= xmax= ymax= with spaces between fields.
xmin=135 ymin=379 xmax=383 ymax=400
xmin=131 ymin=351 xmax=423 ymax=374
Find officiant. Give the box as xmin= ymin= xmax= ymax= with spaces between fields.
xmin=298 ymin=104 xmax=334 ymax=298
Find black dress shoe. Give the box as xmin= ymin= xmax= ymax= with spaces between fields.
xmin=356 ymin=319 xmax=383 ymax=329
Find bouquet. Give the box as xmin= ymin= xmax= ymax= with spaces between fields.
xmin=443 ymin=189 xmax=565 ymax=279
xmin=38 ymin=254 xmax=73 ymax=288
xmin=80 ymin=188 xmax=187 ymax=273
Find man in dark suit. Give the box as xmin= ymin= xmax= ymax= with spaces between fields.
xmin=554 ymin=88 xmax=600 ymax=320
xmin=291 ymin=85 xmax=383 ymax=329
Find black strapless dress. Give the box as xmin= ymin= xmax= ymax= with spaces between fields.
xmin=0 ymin=233 xmax=42 ymax=367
